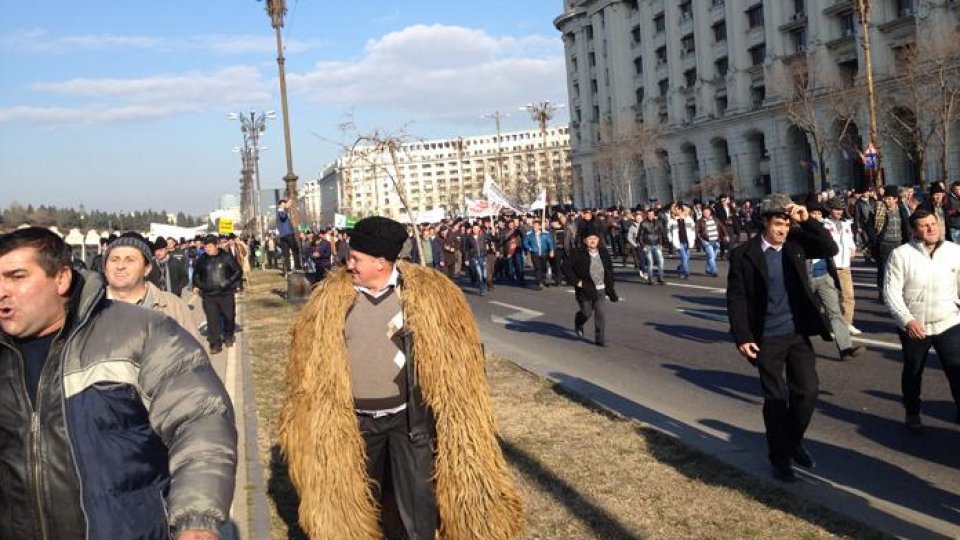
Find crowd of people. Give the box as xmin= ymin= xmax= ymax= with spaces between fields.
xmin=4 ymin=179 xmax=960 ymax=537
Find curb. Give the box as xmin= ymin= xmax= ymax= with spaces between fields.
xmin=238 ymin=304 xmax=273 ymax=540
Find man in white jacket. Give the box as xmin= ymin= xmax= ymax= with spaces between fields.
xmin=883 ymin=207 xmax=960 ymax=430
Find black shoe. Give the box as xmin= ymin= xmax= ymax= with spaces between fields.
xmin=657 ymin=280 xmax=666 ymax=286
xmin=905 ymin=412 xmax=923 ymax=431
xmin=595 ymin=339 xmax=606 ymax=347
xmin=210 ymin=343 xmax=223 ymax=354
xmin=575 ymin=321 xmax=584 ymax=338
xmin=792 ymin=445 xmax=815 ymax=469
xmin=772 ymin=464 xmax=797 ymax=483
xmin=224 ymin=336 xmax=235 ymax=348
xmin=840 ymin=346 xmax=864 ymax=360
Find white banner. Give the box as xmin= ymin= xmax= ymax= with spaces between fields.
xmin=483 ymin=177 xmax=523 ymax=213
xmin=465 ymin=197 xmax=501 ymax=218
xmin=529 ymin=189 xmax=547 ymax=212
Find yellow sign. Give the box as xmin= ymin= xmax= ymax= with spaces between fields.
xmin=218 ymin=218 xmax=234 ymax=234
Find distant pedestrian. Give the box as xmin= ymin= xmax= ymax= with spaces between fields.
xmin=193 ymin=235 xmax=242 ymax=354
xmin=726 ymin=194 xmax=837 ymax=482
xmin=696 ymin=206 xmax=729 ymax=277
xmin=523 ymin=220 xmax=554 ymax=290
xmin=563 ymin=222 xmax=619 ymax=346
xmin=276 ymin=199 xmax=302 ymax=276
xmin=883 ymin=207 xmax=960 ymax=430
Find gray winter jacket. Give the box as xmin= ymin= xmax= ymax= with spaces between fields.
xmin=0 ymin=270 xmax=236 ymax=539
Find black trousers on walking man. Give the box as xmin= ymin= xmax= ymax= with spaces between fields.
xmin=201 ymin=293 xmax=236 ymax=350
xmin=278 ymin=234 xmax=302 ymax=274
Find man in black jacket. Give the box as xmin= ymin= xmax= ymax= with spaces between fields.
xmin=193 ymin=234 xmax=242 ymax=354
xmin=152 ymin=237 xmax=190 ymax=296
xmin=726 ymin=193 xmax=838 ymax=482
xmin=563 ymin=222 xmax=619 ymax=346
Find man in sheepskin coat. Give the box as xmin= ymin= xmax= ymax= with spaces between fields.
xmin=279 ymin=216 xmax=523 ymax=540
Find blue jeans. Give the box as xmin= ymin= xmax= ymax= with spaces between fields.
xmin=511 ymin=252 xmax=525 ymax=283
xmin=951 ymin=229 xmax=960 ymax=243
xmin=645 ymin=245 xmax=664 ymax=281
xmin=704 ymin=240 xmax=720 ymax=275
xmin=677 ymin=243 xmax=690 ymax=278
xmin=471 ymin=257 xmax=487 ymax=294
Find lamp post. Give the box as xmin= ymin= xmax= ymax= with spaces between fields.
xmin=521 ymin=101 xmax=565 ymax=205
xmin=228 ymin=110 xmax=275 ymax=240
xmin=857 ymin=0 xmax=884 ymax=187
xmin=261 ymin=0 xmax=300 ymax=214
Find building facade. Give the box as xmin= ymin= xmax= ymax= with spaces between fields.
xmin=312 ymin=128 xmax=573 ymax=221
xmin=556 ymin=0 xmax=960 ymax=207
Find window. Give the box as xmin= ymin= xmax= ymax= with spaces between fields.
xmin=634 ymin=57 xmax=644 ymax=74
xmin=654 ymin=14 xmax=666 ymax=34
xmin=573 ymin=82 xmax=580 ymax=97
xmin=685 ymin=104 xmax=696 ymax=124
xmin=656 ymin=46 xmax=667 ymax=65
xmin=793 ymin=0 xmax=805 ymax=15
xmin=840 ymin=14 xmax=855 ymax=36
xmin=684 ymin=69 xmax=697 ymax=87
xmin=716 ymin=95 xmax=728 ymax=116
xmin=589 ymin=52 xmax=596 ymax=66
xmin=658 ymin=79 xmax=669 ymax=96
xmin=749 ymin=44 xmax=766 ymax=66
xmin=636 ymin=87 xmax=645 ymax=104
xmin=712 ymin=0 xmax=725 ymax=7
xmin=897 ymin=0 xmax=915 ymax=17
xmin=592 ymin=105 xmax=600 ymax=121
xmin=658 ymin=108 xmax=668 ymax=124
xmin=747 ymin=5 xmax=764 ymax=28
xmin=680 ymin=1 xmax=692 ymax=19
xmin=571 ymin=57 xmax=578 ymax=71
xmin=715 ymin=57 xmax=728 ymax=76
xmin=590 ymin=79 xmax=598 ymax=92
xmin=791 ymin=28 xmax=807 ymax=53
xmin=681 ymin=34 xmax=695 ymax=55
xmin=713 ymin=22 xmax=727 ymax=42
xmin=586 ymin=25 xmax=594 ymax=40
xmin=631 ymin=25 xmax=642 ymax=43
xmin=750 ymin=85 xmax=766 ymax=108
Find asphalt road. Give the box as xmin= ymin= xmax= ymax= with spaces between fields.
xmin=458 ymin=251 xmax=960 ymax=539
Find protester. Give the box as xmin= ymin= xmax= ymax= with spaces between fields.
xmin=153 ymin=236 xmax=190 ymax=296
xmin=563 ymin=222 xmax=619 ymax=346
xmin=463 ymin=222 xmax=489 ymax=296
xmin=278 ymin=216 xmax=523 ymax=539
xmin=823 ymin=197 xmax=860 ymax=334
xmin=726 ymin=194 xmax=837 ymax=482
xmin=193 ymin=234 xmax=242 ymax=354
xmin=640 ymin=209 xmax=666 ymax=285
xmin=867 ymin=187 xmax=910 ymax=294
xmin=523 ymin=220 xmax=554 ymax=290
xmin=883 ymin=207 xmax=960 ymax=430
xmin=276 ymin=199 xmax=302 ymax=276
xmin=0 ymin=227 xmax=236 ymax=539
xmin=696 ymin=206 xmax=729 ymax=277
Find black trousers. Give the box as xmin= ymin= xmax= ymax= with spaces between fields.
xmin=874 ymin=241 xmax=900 ymax=293
xmin=358 ymin=412 xmax=438 ymax=540
xmin=549 ymin=249 xmax=566 ymax=285
xmin=575 ymin=295 xmax=606 ymax=342
xmin=278 ymin=234 xmax=302 ymax=273
xmin=201 ymin=293 xmax=236 ymax=347
xmin=897 ymin=323 xmax=960 ymax=415
xmin=530 ymin=254 xmax=547 ymax=287
xmin=756 ymin=332 xmax=818 ymax=467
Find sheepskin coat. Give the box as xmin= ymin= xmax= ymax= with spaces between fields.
xmin=279 ymin=261 xmax=524 ymax=539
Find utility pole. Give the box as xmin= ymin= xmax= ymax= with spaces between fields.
xmin=857 ymin=0 xmax=884 ymax=187
xmin=229 ymin=110 xmax=274 ymax=240
xmin=262 ymin=0 xmax=300 ymax=220
xmin=482 ymin=111 xmax=508 ymax=185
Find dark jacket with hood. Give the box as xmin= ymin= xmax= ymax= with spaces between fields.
xmin=0 ymin=271 xmax=236 ymax=540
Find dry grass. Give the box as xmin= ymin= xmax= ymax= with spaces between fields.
xmin=241 ymin=270 xmax=888 ymax=540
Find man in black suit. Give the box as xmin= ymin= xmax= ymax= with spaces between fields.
xmin=726 ymin=193 xmax=838 ymax=482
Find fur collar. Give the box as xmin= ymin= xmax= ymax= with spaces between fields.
xmin=279 ymin=261 xmax=523 ymax=539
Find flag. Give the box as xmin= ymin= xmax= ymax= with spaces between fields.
xmin=465 ymin=197 xmax=500 ymax=218
xmin=483 ymin=177 xmax=523 ymax=213
xmin=529 ymin=189 xmax=547 ymax=212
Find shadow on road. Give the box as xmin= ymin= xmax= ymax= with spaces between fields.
xmin=672 ymin=294 xmax=728 ymax=308
xmin=545 ymin=373 xmax=891 ymax=538
xmin=702 ymin=418 xmax=960 ymax=539
xmin=267 ymin=445 xmax=307 ymax=539
xmin=645 ymin=322 xmax=732 ymax=344
xmin=661 ymin=363 xmax=762 ymax=405
xmin=502 ymin=320 xmax=584 ymax=342
xmin=864 ymin=389 xmax=958 ymax=425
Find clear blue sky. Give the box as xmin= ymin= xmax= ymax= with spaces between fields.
xmin=0 ymin=1 xmax=568 ymax=214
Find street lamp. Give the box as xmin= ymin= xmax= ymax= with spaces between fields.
xmin=521 ymin=101 xmax=565 ymax=204
xmin=259 ymin=0 xmax=300 ymax=215
xmin=228 ymin=110 xmax=274 ymax=239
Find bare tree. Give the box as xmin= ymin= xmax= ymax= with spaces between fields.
xmin=775 ymin=58 xmax=862 ymax=191
xmin=882 ymin=29 xmax=960 ymax=187
xmin=684 ymin=173 xmax=734 ymax=201
xmin=320 ymin=117 xmax=427 ymax=265
xmin=593 ymin=116 xmax=662 ymax=207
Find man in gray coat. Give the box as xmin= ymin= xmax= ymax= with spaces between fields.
xmin=0 ymin=227 xmax=236 ymax=540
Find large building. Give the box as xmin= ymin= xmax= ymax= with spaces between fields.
xmin=306 ymin=128 xmax=573 ymax=223
xmin=555 ymin=0 xmax=960 ymax=207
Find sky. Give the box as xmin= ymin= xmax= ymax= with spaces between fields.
xmin=0 ymin=0 xmax=569 ymax=215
